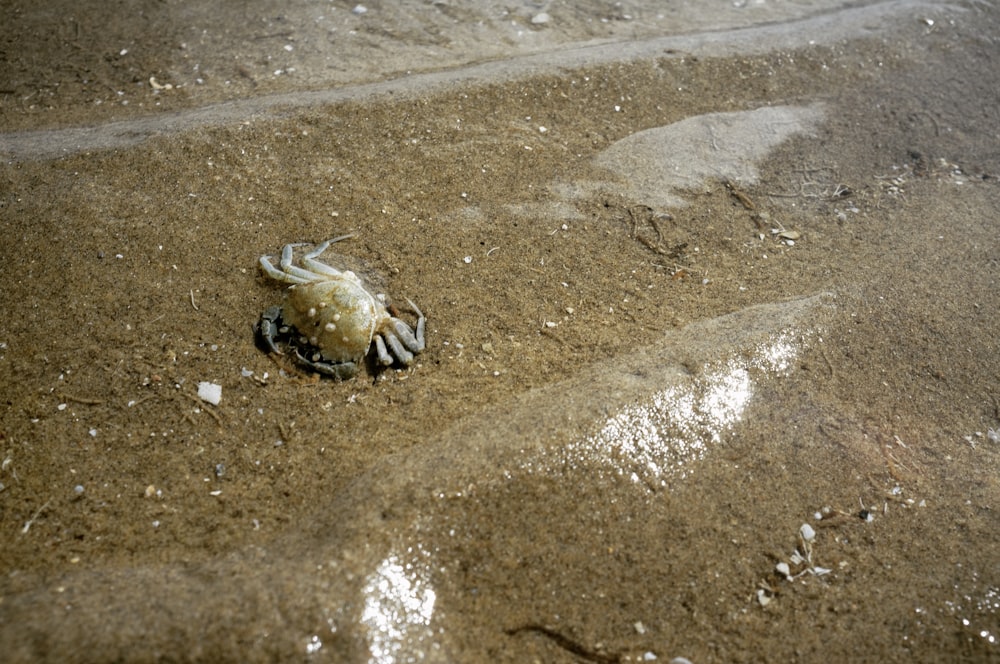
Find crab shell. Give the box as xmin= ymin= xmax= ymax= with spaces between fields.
xmin=258 ymin=237 xmax=425 ymax=376
xmin=283 ymin=275 xmax=387 ymax=366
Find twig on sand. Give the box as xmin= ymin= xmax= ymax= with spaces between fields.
xmin=21 ymin=499 xmax=53 ymax=535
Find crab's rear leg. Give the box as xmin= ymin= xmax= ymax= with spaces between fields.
xmin=301 ymin=235 xmax=356 ymax=277
xmin=277 ymin=243 xmax=327 ymax=283
xmin=404 ymin=298 xmax=426 ymax=352
xmin=377 ymin=332 xmax=415 ymax=366
xmin=293 ymin=348 xmax=359 ymax=380
xmin=260 ymin=253 xmax=311 ymax=285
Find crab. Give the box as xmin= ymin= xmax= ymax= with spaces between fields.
xmin=255 ymin=235 xmax=426 ymax=379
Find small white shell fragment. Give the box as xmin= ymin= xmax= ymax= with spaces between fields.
xmin=463 ymin=255 xmax=473 ymax=264
xmin=776 ymin=561 xmax=791 ymax=578
xmin=633 ymin=621 xmax=646 ymax=635
xmin=531 ymin=12 xmax=550 ymax=24
xmin=800 ymin=523 xmax=816 ymax=542
xmin=197 ymin=381 xmax=222 ymax=406
xmin=149 ymin=76 xmax=172 ymax=91
xmin=756 ymin=589 xmax=772 ymax=606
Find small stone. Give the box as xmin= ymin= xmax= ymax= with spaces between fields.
xmin=800 ymin=523 xmax=816 ymax=542
xmin=197 ymin=381 xmax=222 ymax=406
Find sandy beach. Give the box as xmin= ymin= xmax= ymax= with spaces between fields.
xmin=1 ymin=1 xmax=999 ymax=661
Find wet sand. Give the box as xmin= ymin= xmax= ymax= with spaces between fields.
xmin=2 ymin=1 xmax=999 ymax=662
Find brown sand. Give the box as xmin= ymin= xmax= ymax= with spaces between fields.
xmin=1 ymin=1 xmax=999 ymax=661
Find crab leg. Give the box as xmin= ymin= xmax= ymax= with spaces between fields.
xmin=405 ymin=298 xmax=426 ymax=352
xmin=390 ymin=318 xmax=422 ymax=354
xmin=260 ymin=254 xmax=311 ymax=284
xmin=278 ymin=243 xmax=326 ymax=283
xmin=374 ymin=336 xmax=394 ymax=366
xmin=382 ymin=331 xmax=414 ymax=365
xmin=255 ymin=306 xmax=285 ymax=354
xmin=301 ymin=235 xmax=356 ymax=277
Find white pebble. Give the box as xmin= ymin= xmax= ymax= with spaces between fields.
xmin=352 ymin=4 xmax=367 ymax=14
xmin=800 ymin=523 xmax=816 ymax=542
xmin=531 ymin=12 xmax=550 ymax=24
xmin=197 ymin=381 xmax=222 ymax=406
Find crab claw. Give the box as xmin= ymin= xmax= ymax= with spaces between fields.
xmin=255 ymin=305 xmax=285 ymax=355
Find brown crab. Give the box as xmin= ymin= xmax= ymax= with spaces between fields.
xmin=256 ymin=235 xmax=425 ymax=379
